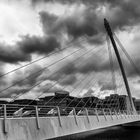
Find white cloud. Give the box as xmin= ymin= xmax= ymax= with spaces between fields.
xmin=0 ymin=1 xmax=42 ymax=44
xmin=0 ymin=0 xmax=139 ymax=101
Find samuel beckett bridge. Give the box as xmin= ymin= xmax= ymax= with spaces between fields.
xmin=0 ymin=19 xmax=140 ymax=140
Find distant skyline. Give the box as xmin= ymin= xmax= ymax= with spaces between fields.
xmin=0 ymin=0 xmax=140 ymax=100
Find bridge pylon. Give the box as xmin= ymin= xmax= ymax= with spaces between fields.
xmin=104 ymin=18 xmax=136 ymax=114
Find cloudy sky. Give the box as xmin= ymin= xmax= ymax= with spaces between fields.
xmin=0 ymin=0 xmax=140 ymax=100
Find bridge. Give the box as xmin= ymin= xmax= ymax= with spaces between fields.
xmin=0 ymin=19 xmax=139 ymax=140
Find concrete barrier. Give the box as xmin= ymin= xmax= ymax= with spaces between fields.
xmin=0 ymin=115 xmax=139 ymax=140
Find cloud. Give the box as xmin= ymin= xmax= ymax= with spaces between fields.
xmin=39 ymin=9 xmax=103 ymax=43
xmin=82 ymin=88 xmax=95 ymax=97
xmin=59 ymin=74 xmax=77 ymax=85
xmin=19 ymin=35 xmax=61 ymax=54
xmin=100 ymin=82 xmax=116 ymax=91
xmin=37 ymin=0 xmax=140 ymax=35
xmin=39 ymin=11 xmax=58 ymax=35
xmin=35 ymin=80 xmax=63 ymax=94
xmin=0 ymin=43 xmax=31 ymax=63
xmin=12 ymin=64 xmax=43 ymax=86
xmin=1 ymin=0 xmax=140 ymax=100
xmin=0 ymin=35 xmax=61 ymax=63
xmin=0 ymin=85 xmax=30 ymax=98
xmin=37 ymin=62 xmax=78 ymax=86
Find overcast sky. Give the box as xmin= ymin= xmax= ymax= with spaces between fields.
xmin=0 ymin=0 xmax=140 ymax=100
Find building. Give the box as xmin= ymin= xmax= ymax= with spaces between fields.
xmin=102 ymin=94 xmax=135 ymax=111
xmin=38 ymin=91 xmax=69 ymax=107
xmin=134 ymin=99 xmax=140 ymax=112
xmin=10 ymin=99 xmax=37 ymax=105
xmin=103 ymin=94 xmax=120 ymax=110
xmin=82 ymin=96 xmax=100 ymax=108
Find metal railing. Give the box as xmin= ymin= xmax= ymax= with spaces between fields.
xmin=0 ymin=104 xmax=137 ymax=118
xmin=0 ymin=104 xmax=139 ymax=133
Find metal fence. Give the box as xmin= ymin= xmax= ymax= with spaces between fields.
xmin=0 ymin=104 xmax=139 ymax=133
xmin=0 ymin=104 xmax=136 ymax=118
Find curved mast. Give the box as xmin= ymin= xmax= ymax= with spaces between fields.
xmin=104 ymin=18 xmax=136 ymax=112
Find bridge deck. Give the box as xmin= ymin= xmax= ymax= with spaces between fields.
xmin=0 ymin=110 xmax=139 ymax=140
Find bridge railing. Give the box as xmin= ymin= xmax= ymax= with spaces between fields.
xmin=0 ymin=104 xmax=138 ymax=118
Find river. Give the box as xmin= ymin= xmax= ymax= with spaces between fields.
xmin=51 ymin=125 xmax=140 ymax=140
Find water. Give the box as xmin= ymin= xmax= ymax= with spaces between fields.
xmin=82 ymin=126 xmax=140 ymax=140
xmin=51 ymin=126 xmax=140 ymax=140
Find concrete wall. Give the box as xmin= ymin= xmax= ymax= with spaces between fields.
xmin=0 ymin=114 xmax=140 ymax=140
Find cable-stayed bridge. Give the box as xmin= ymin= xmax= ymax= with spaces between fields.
xmin=0 ymin=19 xmax=139 ymax=140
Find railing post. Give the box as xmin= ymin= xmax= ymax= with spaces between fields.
xmin=126 ymin=110 xmax=129 ymax=118
xmin=85 ymin=108 xmax=90 ymax=123
xmin=95 ymin=109 xmax=99 ymax=122
xmin=130 ymin=110 xmax=132 ymax=118
xmin=109 ymin=109 xmax=113 ymax=120
xmin=127 ymin=110 xmax=130 ymax=118
xmin=73 ymin=108 xmax=78 ymax=125
xmin=123 ymin=110 xmax=127 ymax=119
xmin=56 ymin=106 xmax=62 ymax=127
xmin=3 ymin=104 xmax=7 ymax=133
xmin=35 ymin=106 xmax=40 ymax=129
xmin=103 ymin=109 xmax=107 ymax=121
xmin=119 ymin=110 xmax=123 ymax=119
xmin=114 ymin=110 xmax=119 ymax=119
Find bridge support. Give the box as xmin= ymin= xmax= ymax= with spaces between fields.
xmin=95 ymin=109 xmax=99 ymax=122
xmin=57 ymin=106 xmax=62 ymax=127
xmin=85 ymin=108 xmax=90 ymax=123
xmin=3 ymin=104 xmax=7 ymax=134
xmin=73 ymin=108 xmax=78 ymax=125
xmin=103 ymin=109 xmax=107 ymax=121
xmin=114 ymin=110 xmax=119 ymax=119
xmin=35 ymin=106 xmax=40 ymax=129
xmin=104 ymin=18 xmax=136 ymax=113
xmin=109 ymin=109 xmax=113 ymax=120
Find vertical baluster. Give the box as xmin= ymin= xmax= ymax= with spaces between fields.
xmin=109 ymin=109 xmax=113 ymax=120
xmin=3 ymin=104 xmax=7 ymax=133
xmin=95 ymin=109 xmax=99 ymax=122
xmin=73 ymin=108 xmax=78 ymax=125
xmin=85 ymin=108 xmax=90 ymax=123
xmin=103 ymin=109 xmax=107 ymax=121
xmin=35 ymin=106 xmax=40 ymax=129
xmin=56 ymin=106 xmax=62 ymax=127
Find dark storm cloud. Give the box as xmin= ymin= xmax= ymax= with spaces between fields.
xmin=0 ymin=43 xmax=31 ymax=63
xmin=0 ymin=86 xmax=30 ymax=98
xmin=0 ymin=35 xmax=61 ymax=63
xmin=51 ymin=53 xmax=109 ymax=77
xmin=61 ymin=17 xmax=97 ymax=39
xmin=2 ymin=0 xmax=140 ymax=99
xmin=19 ymin=35 xmax=60 ymax=54
xmin=31 ymin=0 xmax=140 ymax=79
xmin=25 ymin=65 xmax=43 ymax=85
xmin=0 ymin=65 xmax=45 ymax=98
xmin=12 ymin=65 xmax=43 ymax=86
xmin=59 ymin=74 xmax=77 ymax=85
xmin=37 ymin=62 xmax=78 ymax=86
xmin=31 ymin=0 xmax=52 ymax=5
xmin=39 ymin=11 xmax=58 ymax=35
xmin=122 ymin=58 xmax=140 ymax=78
xmin=99 ymin=81 xmax=116 ymax=91
xmin=60 ymin=62 xmax=77 ymax=74
xmin=37 ymin=82 xmax=62 ymax=93
xmin=43 ymin=48 xmax=139 ymax=84
xmin=37 ymin=0 xmax=140 ymax=39
xmin=31 ymin=0 xmax=100 ymax=5
xmin=39 ymin=10 xmax=102 ymax=43
xmin=44 ymin=54 xmax=109 ymax=85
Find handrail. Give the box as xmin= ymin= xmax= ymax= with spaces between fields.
xmin=0 ymin=104 xmax=138 ymax=119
